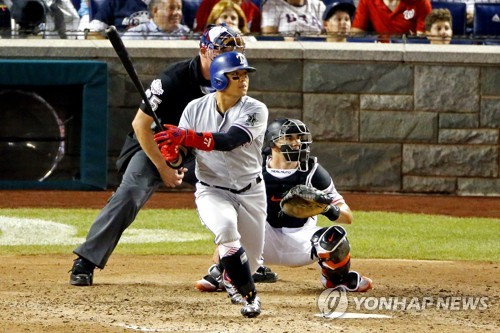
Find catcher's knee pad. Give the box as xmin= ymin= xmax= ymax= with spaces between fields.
xmin=311 ymin=226 xmax=351 ymax=285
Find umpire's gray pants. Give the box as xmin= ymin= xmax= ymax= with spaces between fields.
xmin=73 ymin=150 xmax=195 ymax=268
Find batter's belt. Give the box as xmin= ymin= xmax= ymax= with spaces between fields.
xmin=199 ymin=176 xmax=262 ymax=194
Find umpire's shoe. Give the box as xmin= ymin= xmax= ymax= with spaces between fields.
xmin=252 ymin=266 xmax=278 ymax=283
xmin=241 ymin=294 xmax=261 ymax=318
xmin=70 ymin=257 xmax=95 ymax=286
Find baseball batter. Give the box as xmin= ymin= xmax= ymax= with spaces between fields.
xmin=69 ymin=24 xmax=249 ymax=286
xmin=196 ymin=118 xmax=373 ymax=292
xmin=154 ymin=51 xmax=268 ymax=318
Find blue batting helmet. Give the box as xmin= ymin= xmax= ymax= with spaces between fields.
xmin=210 ymin=51 xmax=256 ymax=91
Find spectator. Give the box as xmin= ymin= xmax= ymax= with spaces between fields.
xmin=351 ymin=0 xmax=432 ymax=37
xmin=123 ymin=0 xmax=190 ymax=39
xmin=86 ymin=0 xmax=149 ymax=32
xmin=205 ymin=0 xmax=256 ymax=41
xmin=194 ymin=0 xmax=261 ymax=33
xmin=44 ymin=0 xmax=81 ymax=38
xmin=261 ymin=0 xmax=325 ymax=37
xmin=77 ymin=0 xmax=90 ymax=31
xmin=425 ymin=8 xmax=452 ymax=44
xmin=323 ymin=0 xmax=356 ymax=42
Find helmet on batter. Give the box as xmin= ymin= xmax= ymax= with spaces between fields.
xmin=264 ymin=118 xmax=312 ymax=171
xmin=200 ymin=23 xmax=245 ymax=53
xmin=210 ymin=51 xmax=256 ymax=91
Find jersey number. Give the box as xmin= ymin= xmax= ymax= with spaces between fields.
xmin=148 ymin=95 xmax=162 ymax=111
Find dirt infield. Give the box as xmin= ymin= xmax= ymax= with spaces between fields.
xmin=0 ymin=191 xmax=499 ymax=332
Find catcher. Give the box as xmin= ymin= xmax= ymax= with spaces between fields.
xmin=196 ymin=118 xmax=372 ymax=294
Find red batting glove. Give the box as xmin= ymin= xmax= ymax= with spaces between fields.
xmin=154 ymin=124 xmax=215 ymax=152
xmin=158 ymin=142 xmax=180 ymax=163
xmin=153 ymin=124 xmax=186 ymax=147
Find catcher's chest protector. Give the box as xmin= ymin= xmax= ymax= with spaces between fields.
xmin=263 ymin=158 xmax=318 ymax=228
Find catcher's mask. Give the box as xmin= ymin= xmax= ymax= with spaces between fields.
xmin=265 ymin=118 xmax=312 ymax=171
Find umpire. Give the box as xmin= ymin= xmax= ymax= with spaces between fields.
xmin=70 ymin=23 xmax=246 ymax=286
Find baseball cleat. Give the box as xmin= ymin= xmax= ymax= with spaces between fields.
xmin=69 ymin=257 xmax=95 ymax=286
xmin=252 ymin=265 xmax=278 ymax=283
xmin=323 ymin=271 xmax=373 ymax=292
xmin=223 ymin=272 xmax=245 ymax=305
xmin=356 ymin=275 xmax=373 ymax=292
xmin=195 ymin=274 xmax=223 ymax=292
xmin=195 ymin=263 xmax=224 ymax=292
xmin=241 ymin=295 xmax=261 ymax=318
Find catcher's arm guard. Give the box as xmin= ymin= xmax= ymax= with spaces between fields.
xmin=279 ymin=185 xmax=333 ymax=219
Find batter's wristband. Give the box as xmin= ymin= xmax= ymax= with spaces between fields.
xmin=185 ymin=129 xmax=214 ymax=151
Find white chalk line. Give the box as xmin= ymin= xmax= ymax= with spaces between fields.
xmin=315 ymin=312 xmax=392 ymax=319
xmin=0 ymin=216 xmax=210 ymax=245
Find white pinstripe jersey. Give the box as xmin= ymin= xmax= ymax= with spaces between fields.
xmin=261 ymin=0 xmax=325 ymax=34
xmin=179 ymin=93 xmax=269 ymax=190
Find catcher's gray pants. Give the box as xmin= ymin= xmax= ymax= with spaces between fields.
xmin=73 ymin=150 xmax=195 ymax=268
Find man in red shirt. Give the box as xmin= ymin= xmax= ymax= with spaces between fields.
xmin=194 ymin=0 xmax=261 ymax=32
xmin=352 ymin=0 xmax=432 ymax=36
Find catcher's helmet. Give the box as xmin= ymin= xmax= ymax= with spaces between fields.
xmin=210 ymin=51 xmax=256 ymax=91
xmin=265 ymin=118 xmax=312 ymax=171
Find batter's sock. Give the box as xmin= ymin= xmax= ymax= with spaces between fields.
xmin=220 ymin=247 xmax=256 ymax=300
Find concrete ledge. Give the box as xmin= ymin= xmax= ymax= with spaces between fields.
xmin=2 ymin=40 xmax=500 ymax=65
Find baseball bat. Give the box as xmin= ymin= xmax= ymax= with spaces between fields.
xmin=105 ymin=26 xmax=163 ymax=130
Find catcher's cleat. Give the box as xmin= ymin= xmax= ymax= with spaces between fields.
xmin=252 ymin=265 xmax=278 ymax=283
xmin=355 ymin=275 xmax=373 ymax=292
xmin=69 ymin=257 xmax=95 ymax=286
xmin=195 ymin=275 xmax=222 ymax=292
xmin=223 ymin=272 xmax=245 ymax=305
xmin=195 ymin=263 xmax=224 ymax=292
xmin=241 ymin=295 xmax=261 ymax=318
xmin=322 ymin=271 xmax=373 ymax=292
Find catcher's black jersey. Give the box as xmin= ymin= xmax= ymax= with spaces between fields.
xmin=263 ymin=156 xmax=339 ymax=229
xmin=139 ymin=56 xmax=212 ymax=128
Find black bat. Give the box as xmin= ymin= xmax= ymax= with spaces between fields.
xmin=105 ymin=25 xmax=163 ymax=130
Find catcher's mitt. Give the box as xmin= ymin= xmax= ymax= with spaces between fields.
xmin=280 ymin=185 xmax=333 ymax=219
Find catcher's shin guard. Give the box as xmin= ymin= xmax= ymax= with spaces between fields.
xmin=311 ymin=226 xmax=351 ymax=285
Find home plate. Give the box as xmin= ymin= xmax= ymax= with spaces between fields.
xmin=315 ymin=312 xmax=392 ymax=319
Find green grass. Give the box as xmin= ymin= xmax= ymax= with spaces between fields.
xmin=0 ymin=208 xmax=498 ymax=261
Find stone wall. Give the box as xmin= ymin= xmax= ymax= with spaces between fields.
xmin=1 ymin=40 xmax=499 ymax=196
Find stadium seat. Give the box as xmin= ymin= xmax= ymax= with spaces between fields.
xmin=255 ymin=35 xmax=285 ymax=41
xmin=474 ymin=3 xmax=500 ymax=36
xmin=482 ymin=39 xmax=500 ymax=45
xmin=296 ymin=35 xmax=326 ymax=42
xmin=346 ymin=36 xmax=378 ymax=43
xmin=449 ymin=38 xmax=475 ymax=44
xmin=430 ymin=1 xmax=467 ymax=35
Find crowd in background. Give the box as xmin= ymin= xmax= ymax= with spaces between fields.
xmin=0 ymin=0 xmax=499 ymax=43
